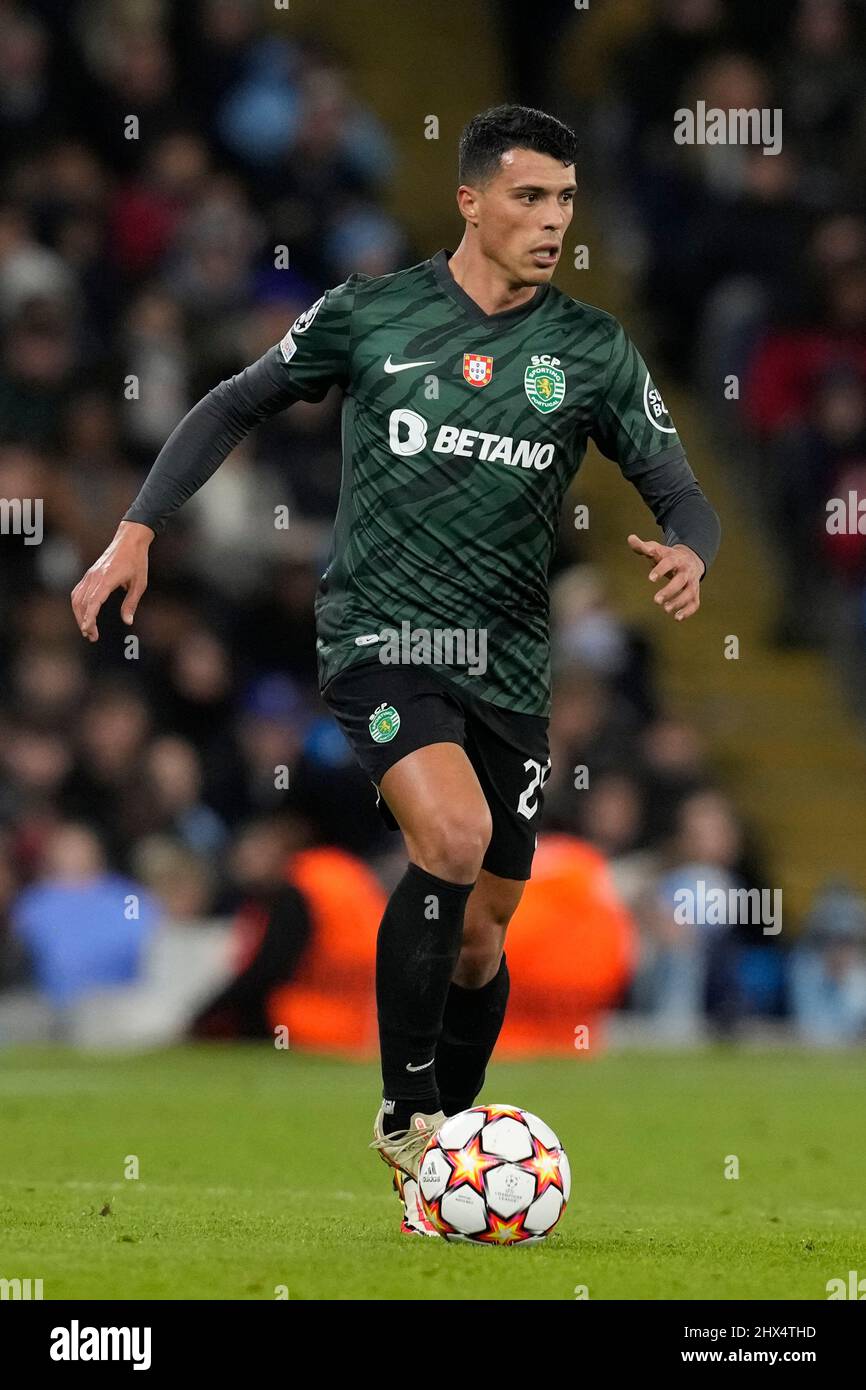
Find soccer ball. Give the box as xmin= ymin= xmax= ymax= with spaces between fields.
xmin=418 ymin=1103 xmax=570 ymax=1245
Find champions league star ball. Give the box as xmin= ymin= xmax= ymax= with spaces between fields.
xmin=418 ymin=1104 xmax=570 ymax=1245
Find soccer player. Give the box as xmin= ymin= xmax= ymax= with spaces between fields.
xmin=71 ymin=105 xmax=720 ymax=1236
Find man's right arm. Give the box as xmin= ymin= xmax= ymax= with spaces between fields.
xmin=122 ymin=351 xmax=309 ymax=536
xmin=71 ymin=279 xmax=358 ymax=641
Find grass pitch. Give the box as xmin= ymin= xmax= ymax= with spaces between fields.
xmin=1 ymin=1044 xmax=864 ymax=1300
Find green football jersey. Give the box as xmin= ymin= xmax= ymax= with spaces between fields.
xmin=272 ymin=248 xmax=692 ymax=717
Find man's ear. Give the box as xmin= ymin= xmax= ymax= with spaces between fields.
xmin=456 ymin=185 xmax=479 ymax=225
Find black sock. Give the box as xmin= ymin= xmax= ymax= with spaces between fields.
xmin=381 ymin=1098 xmax=432 ymax=1137
xmin=377 ymin=863 xmax=474 ymax=1132
xmin=436 ymin=953 xmax=510 ymax=1116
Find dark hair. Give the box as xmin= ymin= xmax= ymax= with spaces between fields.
xmin=458 ymin=104 xmax=578 ymax=186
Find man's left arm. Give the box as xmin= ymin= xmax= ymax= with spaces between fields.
xmin=589 ymin=320 xmax=721 ymax=621
xmin=621 ymin=442 xmax=721 ymax=620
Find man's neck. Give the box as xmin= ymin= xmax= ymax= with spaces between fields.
xmin=446 ymin=237 xmax=538 ymax=317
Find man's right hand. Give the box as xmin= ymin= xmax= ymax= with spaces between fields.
xmin=71 ymin=520 xmax=154 ymax=642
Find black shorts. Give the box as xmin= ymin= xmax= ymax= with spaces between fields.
xmin=320 ymin=661 xmax=550 ymax=881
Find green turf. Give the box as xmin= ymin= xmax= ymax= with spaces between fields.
xmin=1 ymin=1044 xmax=864 ymax=1300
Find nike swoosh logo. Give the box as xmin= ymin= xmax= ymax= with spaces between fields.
xmin=405 ymin=1059 xmax=435 ymax=1072
xmin=383 ymin=355 xmax=437 ymax=374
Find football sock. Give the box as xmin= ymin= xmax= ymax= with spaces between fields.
xmin=436 ymin=953 xmax=510 ymax=1116
xmin=378 ymin=862 xmax=474 ymax=1134
xmin=382 ymin=1098 xmax=431 ymax=1137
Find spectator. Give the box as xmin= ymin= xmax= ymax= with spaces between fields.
xmin=631 ymin=790 xmax=754 ymax=1038
xmin=790 ymin=880 xmax=866 ymax=1044
xmin=11 ymin=821 xmax=159 ymax=1014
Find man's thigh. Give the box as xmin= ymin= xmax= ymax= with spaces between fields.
xmin=320 ymin=662 xmax=467 ymax=829
xmin=462 ymin=697 xmax=551 ymax=881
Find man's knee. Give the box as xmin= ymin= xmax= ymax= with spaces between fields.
xmin=410 ymin=806 xmax=493 ymax=884
xmin=453 ymin=940 xmax=504 ymax=989
xmin=453 ymin=877 xmax=524 ymax=986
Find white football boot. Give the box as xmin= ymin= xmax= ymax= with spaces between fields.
xmin=370 ymin=1106 xmax=445 ymax=1236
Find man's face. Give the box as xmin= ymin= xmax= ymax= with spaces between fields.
xmin=460 ymin=147 xmax=576 ymax=286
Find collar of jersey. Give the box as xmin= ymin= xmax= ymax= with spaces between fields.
xmin=431 ymin=248 xmax=550 ymax=327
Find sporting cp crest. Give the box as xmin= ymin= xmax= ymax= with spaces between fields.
xmin=463 ymin=353 xmax=494 ymax=388
xmin=524 ymin=355 xmax=566 ymax=413
xmin=369 ymin=703 xmax=400 ymax=744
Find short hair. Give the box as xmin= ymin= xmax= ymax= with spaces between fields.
xmin=458 ymin=104 xmax=578 ymax=187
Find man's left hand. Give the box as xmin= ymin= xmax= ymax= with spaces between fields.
xmin=627 ymin=534 xmax=705 ymax=621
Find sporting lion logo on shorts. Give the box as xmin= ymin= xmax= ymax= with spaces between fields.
xmin=369 ymin=703 xmax=400 ymax=743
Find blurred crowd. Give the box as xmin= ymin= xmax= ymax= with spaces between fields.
xmin=2 ymin=0 xmax=866 ymax=1048
xmin=590 ymin=0 xmax=866 ymax=657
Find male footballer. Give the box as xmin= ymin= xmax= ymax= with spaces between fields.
xmin=71 ymin=105 xmax=720 ymax=1235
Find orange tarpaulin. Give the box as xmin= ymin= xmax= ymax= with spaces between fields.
xmin=266 ymin=835 xmax=637 ymax=1057
xmin=497 ymin=834 xmax=638 ymax=1055
xmin=267 ymin=845 xmax=384 ymax=1054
